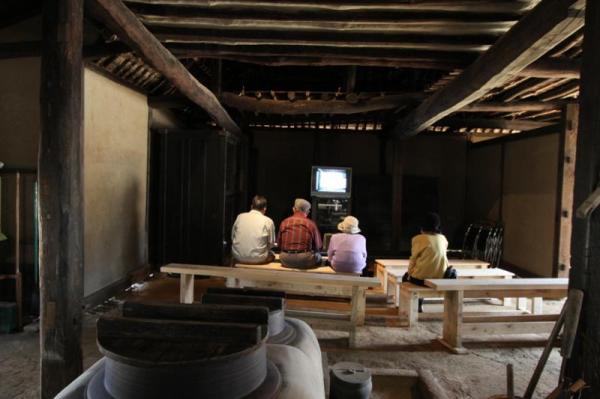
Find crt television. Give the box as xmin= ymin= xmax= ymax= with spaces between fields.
xmin=311 ymin=166 xmax=352 ymax=198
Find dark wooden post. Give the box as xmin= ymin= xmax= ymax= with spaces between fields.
xmin=39 ymin=0 xmax=84 ymax=397
xmin=567 ymin=1 xmax=600 ymax=396
xmin=391 ymin=141 xmax=404 ymax=250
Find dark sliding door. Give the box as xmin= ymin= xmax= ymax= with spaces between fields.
xmin=148 ymin=129 xmax=247 ymax=267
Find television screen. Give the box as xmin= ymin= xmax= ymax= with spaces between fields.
xmin=311 ymin=166 xmax=352 ymax=198
xmin=316 ymin=168 xmax=347 ymax=193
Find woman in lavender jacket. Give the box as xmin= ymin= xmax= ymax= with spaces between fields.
xmin=327 ymin=216 xmax=367 ymax=274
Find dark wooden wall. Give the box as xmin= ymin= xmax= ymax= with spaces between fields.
xmin=148 ymin=129 xmax=247 ymax=266
xmin=250 ymin=129 xmax=467 ymax=256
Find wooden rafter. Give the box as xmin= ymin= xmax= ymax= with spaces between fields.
xmin=218 ymin=92 xmax=424 ymax=115
xmin=433 ymin=117 xmax=556 ymax=132
xmin=123 ymin=0 xmax=538 ymax=15
xmin=391 ymin=0 xmax=584 ymax=138
xmin=167 ymin=44 xmax=580 ymax=79
xmin=137 ymin=14 xmax=515 ymax=36
xmin=462 ymin=100 xmax=571 ymax=113
xmin=86 ymin=0 xmax=241 ymax=134
xmin=153 ymin=30 xmax=493 ymax=53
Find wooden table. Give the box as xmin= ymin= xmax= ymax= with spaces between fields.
xmin=425 ymin=278 xmax=568 ymax=353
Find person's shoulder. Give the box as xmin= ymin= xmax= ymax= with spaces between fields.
xmin=412 ymin=233 xmax=425 ymax=241
xmin=306 ymin=217 xmax=318 ymax=227
xmin=235 ymin=211 xmax=249 ymax=220
xmin=411 ymin=234 xmax=427 ymax=244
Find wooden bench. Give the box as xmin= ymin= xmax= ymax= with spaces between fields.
xmin=390 ymin=267 xmax=515 ymax=308
xmin=424 ymin=278 xmax=568 ymax=353
xmin=161 ymin=263 xmax=381 ymax=347
xmin=375 ymin=258 xmax=490 ymax=294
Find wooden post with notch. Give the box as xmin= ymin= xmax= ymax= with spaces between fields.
xmin=555 ymin=104 xmax=578 ymax=278
xmin=39 ymin=0 xmax=84 ymax=397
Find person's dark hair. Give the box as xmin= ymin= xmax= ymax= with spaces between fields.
xmin=251 ymin=195 xmax=268 ymax=211
xmin=421 ymin=212 xmax=441 ymax=234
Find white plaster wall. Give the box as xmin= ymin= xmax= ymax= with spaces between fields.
xmin=83 ymin=68 xmax=149 ymax=295
xmin=502 ymin=133 xmax=559 ymax=277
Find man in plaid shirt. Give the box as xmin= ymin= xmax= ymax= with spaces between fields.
xmin=278 ymin=198 xmax=323 ymax=269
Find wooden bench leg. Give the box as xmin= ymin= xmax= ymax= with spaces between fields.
xmin=438 ymin=291 xmax=467 ymax=354
xmin=399 ymin=289 xmax=419 ymax=328
xmin=349 ymin=287 xmax=366 ymax=348
xmin=382 ymin=269 xmax=389 ymax=295
xmin=502 ymin=276 xmax=513 ymax=306
xmin=532 ymin=297 xmax=543 ymax=314
xmin=517 ymin=297 xmax=528 ymax=311
xmin=180 ymin=274 xmax=194 ymax=304
xmin=385 ymin=275 xmax=393 ymax=304
xmin=348 ymin=327 xmax=357 ymax=349
xmin=350 ymin=286 xmax=367 ymax=326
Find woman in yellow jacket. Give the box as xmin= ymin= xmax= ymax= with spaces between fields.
xmin=403 ymin=212 xmax=450 ymax=312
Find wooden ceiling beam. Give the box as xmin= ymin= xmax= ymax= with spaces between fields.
xmin=153 ymin=31 xmax=492 ymax=53
xmin=461 ymin=100 xmax=571 ymax=113
xmin=434 ymin=117 xmax=556 ymax=132
xmin=86 ymin=0 xmax=241 ymax=135
xmin=136 ymin=14 xmax=515 ymax=36
xmin=168 ymin=44 xmax=579 ymax=79
xmin=391 ymin=0 xmax=584 ymax=138
xmin=123 ymin=0 xmax=538 ymax=15
xmin=515 ymin=58 xmax=580 ymax=79
xmin=219 ymin=92 xmax=424 ymax=115
xmin=151 ymin=92 xmax=570 ymax=116
xmin=170 ymin=45 xmax=473 ymax=68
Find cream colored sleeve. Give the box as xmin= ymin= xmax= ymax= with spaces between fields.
xmin=266 ymin=218 xmax=276 ymax=248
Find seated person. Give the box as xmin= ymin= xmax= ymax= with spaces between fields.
xmin=278 ymin=198 xmax=323 ymax=269
xmin=231 ymin=195 xmax=276 ymax=264
xmin=327 ymin=216 xmax=367 ymax=274
xmin=403 ymin=212 xmax=450 ymax=312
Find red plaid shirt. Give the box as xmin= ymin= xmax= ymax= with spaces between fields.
xmin=278 ymin=212 xmax=323 ymax=252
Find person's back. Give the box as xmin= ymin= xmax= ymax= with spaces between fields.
xmin=279 ymin=198 xmax=323 ymax=269
xmin=408 ymin=233 xmax=448 ymax=280
xmin=231 ymin=196 xmax=275 ymax=264
xmin=327 ymin=216 xmax=367 ymax=274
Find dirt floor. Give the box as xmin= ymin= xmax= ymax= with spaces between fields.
xmin=0 ymin=274 xmax=564 ymax=399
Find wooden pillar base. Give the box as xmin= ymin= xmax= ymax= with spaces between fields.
xmin=442 ymin=291 xmax=464 ymax=353
xmin=436 ymin=338 xmax=469 ymax=355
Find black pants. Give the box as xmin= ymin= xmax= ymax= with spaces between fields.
xmin=402 ymin=268 xmax=457 ymax=312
